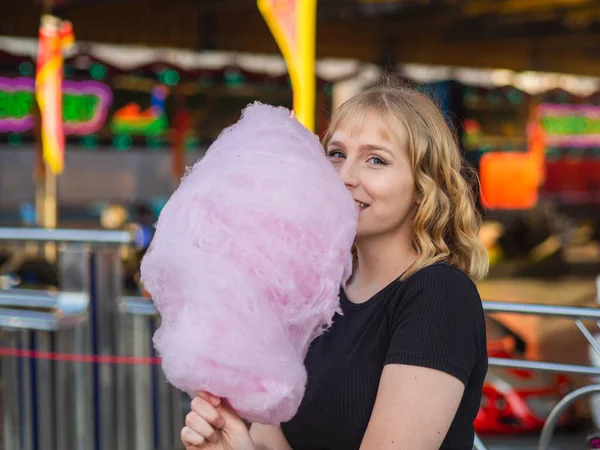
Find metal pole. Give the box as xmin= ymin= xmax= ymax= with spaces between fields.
xmin=0 ymin=228 xmax=133 ymax=245
xmin=132 ymin=314 xmax=153 ymax=450
xmin=34 ymin=330 xmax=54 ymax=450
xmin=1 ymin=331 xmax=21 ymax=450
xmin=538 ymin=384 xmax=600 ymax=450
xmin=473 ymin=433 xmax=488 ymax=450
xmin=20 ymin=330 xmax=33 ymax=450
xmin=115 ymin=309 xmax=130 ymax=450
xmin=91 ymin=245 xmax=123 ymax=450
xmin=489 ymin=356 xmax=600 ymax=376
xmin=483 ymin=300 xmax=600 ymax=321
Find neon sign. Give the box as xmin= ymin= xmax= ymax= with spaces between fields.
xmin=538 ymin=103 xmax=600 ymax=147
xmin=0 ymin=77 xmax=35 ymax=132
xmin=0 ymin=77 xmax=112 ymax=134
xmin=63 ymin=81 xmax=112 ymax=134
xmin=110 ymin=85 xmax=168 ymax=136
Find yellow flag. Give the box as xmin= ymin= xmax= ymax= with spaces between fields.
xmin=258 ymin=0 xmax=317 ymax=132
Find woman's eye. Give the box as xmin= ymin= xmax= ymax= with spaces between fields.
xmin=327 ymin=150 xmax=345 ymax=159
xmin=368 ymin=156 xmax=387 ymax=166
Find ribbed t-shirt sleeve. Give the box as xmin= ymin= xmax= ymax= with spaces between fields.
xmin=384 ymin=265 xmax=486 ymax=386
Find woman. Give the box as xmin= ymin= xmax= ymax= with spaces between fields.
xmin=181 ymin=82 xmax=489 ymax=450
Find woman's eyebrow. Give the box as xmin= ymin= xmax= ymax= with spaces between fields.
xmin=359 ymin=144 xmax=393 ymax=156
xmin=327 ymin=140 xmax=346 ymax=149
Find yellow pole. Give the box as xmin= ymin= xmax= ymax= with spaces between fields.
xmin=40 ymin=0 xmax=58 ymax=262
xmin=296 ymin=0 xmax=316 ymax=132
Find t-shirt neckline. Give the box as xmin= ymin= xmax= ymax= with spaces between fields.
xmin=340 ymin=278 xmax=401 ymax=311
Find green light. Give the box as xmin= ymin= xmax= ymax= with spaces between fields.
xmin=7 ymin=133 xmax=22 ymax=146
xmin=224 ymin=70 xmax=245 ymax=88
xmin=287 ymin=77 xmax=292 ymax=89
xmin=63 ymin=94 xmax=99 ymax=122
xmin=113 ymin=134 xmax=132 ymax=151
xmin=161 ymin=70 xmax=180 ymax=87
xmin=90 ymin=63 xmax=107 ymax=80
xmin=81 ymin=135 xmax=99 ymax=149
xmin=324 ymin=84 xmax=333 ymax=96
xmin=507 ymin=89 xmax=522 ymax=105
xmin=18 ymin=61 xmax=34 ymax=77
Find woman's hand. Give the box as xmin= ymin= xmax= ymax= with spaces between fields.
xmin=182 ymin=392 xmax=255 ymax=450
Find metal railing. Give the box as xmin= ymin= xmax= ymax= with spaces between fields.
xmin=0 ymin=227 xmax=188 ymax=450
xmin=477 ymin=299 xmax=600 ymax=450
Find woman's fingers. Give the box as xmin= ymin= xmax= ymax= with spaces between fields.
xmin=191 ymin=397 xmax=225 ymax=429
xmin=197 ymin=391 xmax=221 ymax=407
xmin=181 ymin=425 xmax=205 ymax=447
xmin=185 ymin=412 xmax=220 ymax=443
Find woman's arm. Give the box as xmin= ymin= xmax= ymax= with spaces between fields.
xmin=359 ymin=364 xmax=464 ymax=450
xmin=250 ymin=423 xmax=293 ymax=450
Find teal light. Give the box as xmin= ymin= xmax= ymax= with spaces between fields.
xmin=81 ymin=135 xmax=99 ymax=149
xmin=224 ymin=70 xmax=245 ymax=87
xmin=162 ymin=69 xmax=180 ymax=87
xmin=64 ymin=64 xmax=74 ymax=78
xmin=324 ymin=84 xmax=333 ymax=96
xmin=146 ymin=136 xmax=163 ymax=149
xmin=507 ymin=89 xmax=522 ymax=105
xmin=113 ymin=134 xmax=132 ymax=151
xmin=18 ymin=61 xmax=34 ymax=77
xmin=7 ymin=133 xmax=22 ymax=147
xmin=90 ymin=63 xmax=107 ymax=80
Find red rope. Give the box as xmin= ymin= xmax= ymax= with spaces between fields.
xmin=0 ymin=347 xmax=161 ymax=365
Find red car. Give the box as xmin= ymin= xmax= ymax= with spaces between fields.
xmin=475 ymin=316 xmax=573 ymax=434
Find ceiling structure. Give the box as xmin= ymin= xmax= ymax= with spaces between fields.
xmin=1 ymin=0 xmax=600 ymax=75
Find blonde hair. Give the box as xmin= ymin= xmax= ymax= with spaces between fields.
xmin=323 ymin=82 xmax=489 ymax=282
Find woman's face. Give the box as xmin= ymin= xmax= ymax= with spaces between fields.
xmin=326 ymin=112 xmax=417 ymax=240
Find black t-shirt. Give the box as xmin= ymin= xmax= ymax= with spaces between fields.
xmin=280 ymin=263 xmax=488 ymax=450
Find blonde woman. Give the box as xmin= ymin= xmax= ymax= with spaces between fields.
xmin=182 ymin=83 xmax=489 ymax=450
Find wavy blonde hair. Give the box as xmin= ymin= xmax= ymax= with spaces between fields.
xmin=323 ymin=82 xmax=489 ymax=281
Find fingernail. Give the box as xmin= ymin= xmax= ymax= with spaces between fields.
xmin=211 ymin=396 xmax=221 ymax=406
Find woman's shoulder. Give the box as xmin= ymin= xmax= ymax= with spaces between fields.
xmin=407 ymin=262 xmax=478 ymax=291
xmin=398 ymin=262 xmax=482 ymax=311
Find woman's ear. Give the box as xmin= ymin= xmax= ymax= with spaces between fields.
xmin=415 ymin=192 xmax=423 ymax=206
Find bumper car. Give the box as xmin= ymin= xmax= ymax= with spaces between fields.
xmin=475 ymin=316 xmax=574 ymax=434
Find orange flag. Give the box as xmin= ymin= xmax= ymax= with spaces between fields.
xmin=35 ymin=15 xmax=74 ymax=175
xmin=258 ymin=0 xmax=317 ymax=131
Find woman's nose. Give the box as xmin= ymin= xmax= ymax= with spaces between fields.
xmin=339 ymin=161 xmax=359 ymax=188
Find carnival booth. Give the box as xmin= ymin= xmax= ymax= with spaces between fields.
xmin=0 ymin=36 xmax=380 ymax=227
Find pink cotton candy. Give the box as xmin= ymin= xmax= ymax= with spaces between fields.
xmin=140 ymin=102 xmax=357 ymax=424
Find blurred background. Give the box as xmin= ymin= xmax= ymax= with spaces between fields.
xmin=0 ymin=0 xmax=600 ymax=449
